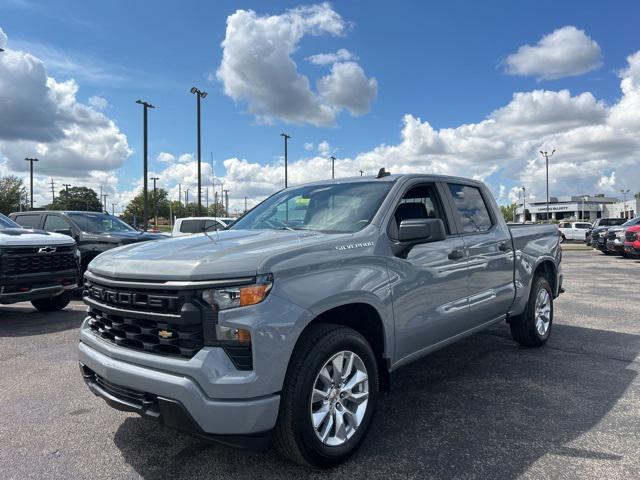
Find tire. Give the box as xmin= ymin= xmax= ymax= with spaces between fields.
xmin=509 ymin=275 xmax=553 ymax=347
xmin=560 ymin=234 xmax=566 ymax=243
xmin=273 ymin=324 xmax=379 ymax=468
xmin=31 ymin=291 xmax=71 ymax=312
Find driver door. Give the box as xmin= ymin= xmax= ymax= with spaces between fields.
xmin=386 ymin=182 xmax=470 ymax=363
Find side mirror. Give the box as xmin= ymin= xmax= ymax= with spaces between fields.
xmin=54 ymin=228 xmax=73 ymax=237
xmin=398 ymin=218 xmax=446 ymax=243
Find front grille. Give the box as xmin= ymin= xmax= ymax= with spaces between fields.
xmin=626 ymin=231 xmax=637 ymax=242
xmin=84 ymin=278 xmax=203 ymax=358
xmin=1 ymin=245 xmax=76 ymax=275
xmin=607 ymin=231 xmax=617 ymax=240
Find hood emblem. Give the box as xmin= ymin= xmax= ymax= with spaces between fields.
xmin=158 ymin=330 xmax=174 ymax=339
xmin=38 ymin=246 xmax=57 ymax=254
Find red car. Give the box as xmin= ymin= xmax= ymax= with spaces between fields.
xmin=624 ymin=225 xmax=640 ymax=258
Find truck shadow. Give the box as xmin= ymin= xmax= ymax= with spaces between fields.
xmin=0 ymin=305 xmax=85 ymax=337
xmin=113 ymin=323 xmax=639 ymax=479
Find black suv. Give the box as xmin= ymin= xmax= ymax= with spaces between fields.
xmin=9 ymin=211 xmax=164 ymax=273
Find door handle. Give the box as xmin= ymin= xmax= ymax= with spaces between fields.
xmin=448 ymin=249 xmax=465 ymax=260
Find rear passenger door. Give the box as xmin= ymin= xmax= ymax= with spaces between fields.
xmin=42 ymin=214 xmax=74 ymax=237
xmin=445 ymin=183 xmax=515 ymax=326
xmin=11 ymin=213 xmax=42 ymax=229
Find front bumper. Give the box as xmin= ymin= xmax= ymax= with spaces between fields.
xmin=607 ymin=242 xmax=625 ymax=253
xmin=78 ymin=339 xmax=280 ymax=440
xmin=0 ymin=269 xmax=78 ymax=304
xmin=624 ymin=243 xmax=640 ymax=256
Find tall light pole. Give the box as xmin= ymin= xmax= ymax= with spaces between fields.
xmin=539 ymin=150 xmax=556 ymax=223
xmin=620 ymin=189 xmax=631 ymax=219
xmin=281 ymin=133 xmax=291 ymax=188
xmin=190 ymin=87 xmax=208 ymax=215
xmin=151 ymin=176 xmax=159 ymax=230
xmin=224 ymin=189 xmax=229 ymax=216
xmin=112 ymin=203 xmax=117 ymax=216
xmin=185 ymin=189 xmax=190 ymax=213
xmin=330 ymin=156 xmax=336 ymax=179
xmin=358 ymin=170 xmax=365 ymax=176
xmin=136 ymin=99 xmax=155 ymax=231
xmin=103 ymin=194 xmax=108 ymax=213
xmin=24 ymin=158 xmax=38 ymax=210
xmin=523 ymin=186 xmax=528 ymax=223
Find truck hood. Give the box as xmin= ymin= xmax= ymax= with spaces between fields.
xmin=88 ymin=229 xmax=346 ymax=281
xmin=0 ymin=228 xmax=75 ymax=247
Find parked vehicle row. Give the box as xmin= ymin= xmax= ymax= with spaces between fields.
xmin=558 ymin=222 xmax=592 ymax=242
xmin=590 ymin=216 xmax=640 ymax=258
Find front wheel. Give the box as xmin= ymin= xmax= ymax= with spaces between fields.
xmin=31 ymin=291 xmax=71 ymax=312
xmin=509 ymin=275 xmax=553 ymax=347
xmin=273 ymin=324 xmax=379 ymax=468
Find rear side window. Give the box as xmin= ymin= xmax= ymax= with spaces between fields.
xmin=559 ymin=223 xmax=571 ymax=228
xmin=13 ymin=214 xmax=40 ymax=228
xmin=448 ymin=184 xmax=493 ymax=233
xmin=179 ymin=220 xmax=206 ymax=233
xmin=575 ymin=223 xmax=591 ymax=229
xmin=43 ymin=215 xmax=71 ymax=232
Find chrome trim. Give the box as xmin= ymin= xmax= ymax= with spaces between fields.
xmin=84 ymin=296 xmax=181 ymax=319
xmin=85 ymin=270 xmax=256 ymax=290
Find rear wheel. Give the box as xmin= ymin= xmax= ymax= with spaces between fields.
xmin=509 ymin=275 xmax=553 ymax=347
xmin=273 ymin=324 xmax=379 ymax=468
xmin=31 ymin=291 xmax=71 ymax=312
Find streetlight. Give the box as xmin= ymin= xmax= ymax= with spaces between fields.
xmin=539 ymin=150 xmax=556 ymax=223
xmin=281 ymin=133 xmax=291 ymax=188
xmin=620 ymin=189 xmax=631 ymax=219
xmin=190 ymin=87 xmax=207 ymax=215
xmin=358 ymin=170 xmax=365 ymax=176
xmin=24 ymin=158 xmax=38 ymax=210
xmin=581 ymin=196 xmax=588 ymax=221
xmin=330 ymin=156 xmax=336 ymax=179
xmin=151 ymin=176 xmax=160 ymax=230
xmin=136 ymin=99 xmax=155 ymax=231
xmin=224 ymin=189 xmax=229 ymax=217
xmin=521 ymin=185 xmax=526 ymax=224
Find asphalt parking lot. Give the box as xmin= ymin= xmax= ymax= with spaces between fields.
xmin=1 ymin=250 xmax=639 ymax=479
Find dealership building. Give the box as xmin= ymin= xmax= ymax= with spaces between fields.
xmin=515 ymin=194 xmax=639 ymax=223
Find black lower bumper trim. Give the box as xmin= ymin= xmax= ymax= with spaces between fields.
xmin=80 ymin=364 xmax=271 ymax=451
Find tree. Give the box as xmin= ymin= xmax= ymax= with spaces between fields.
xmin=122 ymin=188 xmax=170 ymax=225
xmin=49 ymin=187 xmax=102 ymax=212
xmin=0 ymin=175 xmax=28 ymax=215
xmin=206 ymin=202 xmax=226 ymax=217
xmin=500 ymin=203 xmax=517 ymax=222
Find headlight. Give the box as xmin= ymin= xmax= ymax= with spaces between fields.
xmin=201 ymin=274 xmax=273 ymax=311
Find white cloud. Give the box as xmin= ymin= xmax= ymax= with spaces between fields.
xmin=156 ymin=152 xmax=176 ymax=164
xmin=178 ymin=153 xmax=194 ymax=163
xmin=317 ymin=62 xmax=377 ymax=116
xmin=216 ymin=4 xmax=376 ymax=126
xmin=304 ymin=142 xmax=314 ymax=151
xmin=88 ymin=95 xmax=109 ymax=110
xmin=307 ymin=48 xmax=356 ymax=65
xmin=505 ymin=26 xmax=602 ymax=80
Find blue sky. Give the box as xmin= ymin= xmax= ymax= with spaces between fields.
xmin=1 ymin=0 xmax=640 ymax=211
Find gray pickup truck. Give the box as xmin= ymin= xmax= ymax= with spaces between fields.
xmin=79 ymin=173 xmax=562 ymax=468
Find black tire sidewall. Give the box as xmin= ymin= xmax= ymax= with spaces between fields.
xmin=291 ymin=329 xmax=378 ymax=466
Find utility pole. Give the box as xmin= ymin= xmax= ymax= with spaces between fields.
xmin=205 ymin=188 xmax=209 ymax=211
xmin=136 ymin=99 xmax=155 ymax=231
xmin=214 ymin=191 xmax=218 ymax=215
xmin=112 ymin=203 xmax=116 ymax=216
xmin=178 ymin=183 xmax=182 ymax=207
xmin=49 ymin=178 xmax=56 ymax=202
xmin=24 ymin=158 xmax=38 ymax=210
xmin=281 ymin=133 xmax=291 ymax=188
xmin=99 ymin=185 xmax=103 ymax=211
xmin=224 ymin=189 xmax=229 ymax=216
xmin=151 ymin=176 xmax=159 ymax=230
xmin=185 ymin=189 xmax=189 ymax=215
xmin=63 ymin=183 xmax=71 ymax=193
xmin=244 ymin=196 xmax=247 ymax=212
xmin=190 ymin=87 xmax=208 ymax=215
xmin=103 ymin=194 xmax=108 ymax=213
xmin=330 ymin=156 xmax=336 ymax=179
xmin=620 ymin=189 xmax=631 ymax=219
xmin=539 ymin=150 xmax=556 ymax=223
xmin=523 ymin=186 xmax=527 ymax=223
xmin=359 ymin=170 xmax=365 ymax=176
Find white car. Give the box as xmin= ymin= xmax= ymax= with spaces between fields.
xmin=171 ymin=217 xmax=235 ymax=237
xmin=558 ymin=221 xmax=592 ymax=242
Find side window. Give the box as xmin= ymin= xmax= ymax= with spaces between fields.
xmin=203 ymin=220 xmax=220 ymax=231
xmin=13 ymin=214 xmax=41 ymax=228
xmin=43 ymin=215 xmax=71 ymax=232
xmin=389 ymin=184 xmax=448 ymax=239
xmin=448 ymin=184 xmax=493 ymax=233
xmin=179 ymin=220 xmax=205 ymax=233
xmin=560 ymin=223 xmax=571 ymax=229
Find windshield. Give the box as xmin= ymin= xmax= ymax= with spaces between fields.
xmin=0 ymin=213 xmax=20 ymax=230
xmin=602 ymin=218 xmax=626 ymax=226
xmin=230 ymin=181 xmax=393 ymax=233
xmin=622 ymin=216 xmax=640 ymax=228
xmin=68 ymin=212 xmax=136 ymax=233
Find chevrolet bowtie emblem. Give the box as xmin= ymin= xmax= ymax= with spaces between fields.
xmin=158 ymin=330 xmax=174 ymax=339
